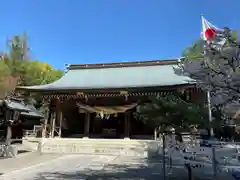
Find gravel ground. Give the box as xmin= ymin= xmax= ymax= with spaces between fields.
xmin=0 ymin=153 xmax=234 ymax=180
xmin=0 ymin=154 xmax=190 ymax=180
xmin=0 ymin=152 xmax=61 ymax=174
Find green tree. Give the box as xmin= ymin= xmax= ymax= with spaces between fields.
xmin=4 ymin=33 xmax=30 ymax=76
xmin=0 ymin=33 xmax=64 ymax=104
xmin=0 ymin=61 xmax=10 ymax=83
xmin=7 ymin=33 xmax=29 ymax=61
xmin=2 ymin=33 xmax=64 ymax=87
xmin=178 ymin=28 xmax=239 ymax=121
xmin=182 ymin=40 xmax=203 ymax=60
xmin=0 ymin=61 xmax=11 ymax=98
xmin=0 ymin=33 xmax=64 ymax=119
xmin=136 ymin=94 xmax=208 ymax=131
xmin=21 ymin=61 xmax=63 ymax=86
xmin=182 ymin=30 xmax=238 ymax=61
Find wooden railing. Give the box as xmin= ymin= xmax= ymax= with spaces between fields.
xmin=24 ymin=125 xmax=61 ymax=138
xmin=23 ymin=130 xmax=36 ymax=137
xmin=33 ymin=125 xmax=42 ymax=133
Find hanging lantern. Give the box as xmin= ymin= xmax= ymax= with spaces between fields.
xmin=77 ymin=92 xmax=84 ymax=96
xmin=120 ymin=90 xmax=128 ymax=100
xmin=105 ymin=114 xmax=110 ymax=120
xmin=177 ymin=88 xmax=185 ymax=94
xmin=120 ymin=90 xmax=128 ymax=95
xmin=100 ymin=111 xmax=104 ymax=119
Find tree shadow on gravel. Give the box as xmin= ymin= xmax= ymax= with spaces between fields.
xmin=32 ymin=157 xmax=188 ymax=180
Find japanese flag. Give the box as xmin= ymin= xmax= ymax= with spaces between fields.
xmin=201 ymin=15 xmax=226 ymax=48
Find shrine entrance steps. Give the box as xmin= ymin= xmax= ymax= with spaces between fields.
xmin=22 ymin=137 xmax=161 ymax=158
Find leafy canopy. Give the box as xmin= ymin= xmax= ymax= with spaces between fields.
xmin=136 ymin=94 xmax=208 ymax=129
xmin=0 ymin=33 xmax=64 ymax=97
xmin=178 ymin=28 xmax=240 ymax=118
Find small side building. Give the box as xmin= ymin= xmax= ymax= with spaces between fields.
xmin=0 ymin=97 xmax=43 ymax=140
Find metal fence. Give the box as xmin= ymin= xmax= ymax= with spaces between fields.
xmin=161 ymin=133 xmax=240 ymax=180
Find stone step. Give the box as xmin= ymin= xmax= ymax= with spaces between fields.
xmin=40 ymin=141 xmax=159 ymax=157
xmin=21 ymin=138 xmax=160 ymax=157
xmin=42 ymin=138 xmax=158 ymax=146
xmin=42 ymin=143 xmax=149 ymax=150
xmin=23 ymin=138 xmax=161 ymax=152
xmin=41 ymin=142 xmax=158 ymax=150
xmin=42 ymin=144 xmax=146 ymax=153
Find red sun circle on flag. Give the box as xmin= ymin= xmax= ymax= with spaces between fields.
xmin=205 ymin=28 xmax=216 ymax=40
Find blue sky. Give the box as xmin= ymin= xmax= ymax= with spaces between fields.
xmin=0 ymin=0 xmax=239 ymax=69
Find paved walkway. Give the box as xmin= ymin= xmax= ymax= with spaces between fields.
xmin=0 ymin=154 xmax=189 ymax=180
xmin=1 ymin=153 xmax=233 ymax=180
xmin=0 ymin=152 xmax=61 ymax=174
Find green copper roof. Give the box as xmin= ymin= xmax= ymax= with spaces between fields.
xmin=1 ymin=100 xmax=30 ymax=112
xmin=17 ymin=61 xmax=194 ymax=91
xmin=21 ymin=104 xmax=44 ymax=118
xmin=0 ymin=99 xmax=43 ymax=118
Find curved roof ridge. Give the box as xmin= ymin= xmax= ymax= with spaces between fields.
xmin=68 ymin=59 xmax=179 ymax=70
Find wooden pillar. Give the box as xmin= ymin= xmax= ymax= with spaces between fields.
xmin=50 ymin=112 xmax=56 ymax=138
xmin=55 ymin=98 xmax=63 ymax=138
xmin=49 ymin=112 xmax=53 ymax=138
xmin=128 ymin=112 xmax=131 ymax=137
xmin=5 ymin=109 xmax=11 ymax=122
xmin=48 ymin=98 xmax=61 ymax=138
xmin=42 ymin=104 xmax=50 ymax=138
xmin=55 ymin=98 xmax=61 ymax=125
xmin=124 ymin=112 xmax=130 ymax=139
xmin=84 ymin=113 xmax=90 ymax=138
xmin=58 ymin=111 xmax=63 ymax=137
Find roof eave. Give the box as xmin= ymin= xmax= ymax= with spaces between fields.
xmin=15 ymin=83 xmax=196 ymax=93
xmin=21 ymin=113 xmax=44 ymax=118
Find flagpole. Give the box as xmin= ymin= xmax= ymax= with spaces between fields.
xmin=201 ymin=14 xmax=214 ymax=137
xmin=204 ymin=44 xmax=214 ymax=137
xmin=207 ymin=90 xmax=214 ymax=136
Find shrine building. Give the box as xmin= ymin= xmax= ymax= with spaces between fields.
xmin=16 ymin=59 xmax=199 ymax=140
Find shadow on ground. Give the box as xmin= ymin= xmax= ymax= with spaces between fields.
xmin=32 ymin=157 xmax=187 ymax=180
